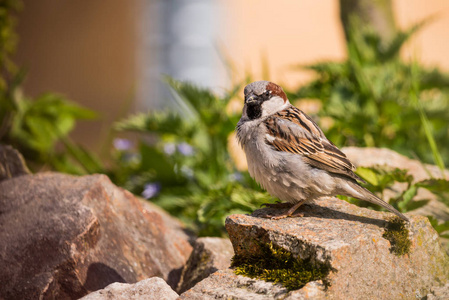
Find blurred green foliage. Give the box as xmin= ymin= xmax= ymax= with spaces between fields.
xmin=292 ymin=21 xmax=449 ymax=168
xmin=4 ymin=92 xmax=98 ymax=172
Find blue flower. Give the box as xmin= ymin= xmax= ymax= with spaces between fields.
xmin=229 ymin=172 xmax=244 ymax=182
xmin=178 ymin=142 xmax=194 ymax=156
xmin=142 ymin=182 xmax=161 ymax=199
xmin=113 ymin=138 xmax=133 ymax=151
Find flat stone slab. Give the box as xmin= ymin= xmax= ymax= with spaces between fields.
xmin=179 ymin=269 xmax=290 ymax=300
xmin=220 ymin=197 xmax=449 ymax=299
xmin=80 ymin=277 xmax=179 ymax=300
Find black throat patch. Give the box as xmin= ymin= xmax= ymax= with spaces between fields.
xmin=247 ymin=103 xmax=262 ymax=120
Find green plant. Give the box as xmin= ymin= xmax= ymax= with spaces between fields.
xmin=4 ymin=93 xmax=99 ymax=173
xmin=292 ymin=21 xmax=449 ymax=168
xmin=427 ymin=216 xmax=449 ymax=240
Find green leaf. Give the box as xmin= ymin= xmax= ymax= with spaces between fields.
xmin=61 ymin=137 xmax=104 ymax=174
xmin=427 ymin=216 xmax=449 ymax=235
xmin=397 ymin=184 xmax=418 ymax=212
xmin=417 ymin=179 xmax=449 ymax=207
xmin=356 ymin=167 xmax=379 ymax=185
xmin=402 ymin=199 xmax=429 ymax=211
xmin=9 ymin=93 xmax=96 ymax=153
xmin=410 ymin=61 xmax=446 ymax=172
xmin=417 ymin=178 xmax=449 ymax=193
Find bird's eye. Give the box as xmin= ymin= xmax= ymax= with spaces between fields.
xmin=264 ymin=91 xmax=270 ymax=97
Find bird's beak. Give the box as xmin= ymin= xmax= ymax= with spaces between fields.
xmin=245 ymin=94 xmax=258 ymax=104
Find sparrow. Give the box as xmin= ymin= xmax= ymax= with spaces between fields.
xmin=236 ymin=80 xmax=409 ymax=222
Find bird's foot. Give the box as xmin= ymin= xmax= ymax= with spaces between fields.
xmin=259 ymin=201 xmax=306 ymax=220
xmin=268 ymin=211 xmax=305 ymax=220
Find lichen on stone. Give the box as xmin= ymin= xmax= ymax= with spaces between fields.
xmin=231 ymin=242 xmax=332 ymax=290
xmin=382 ymin=218 xmax=411 ymax=256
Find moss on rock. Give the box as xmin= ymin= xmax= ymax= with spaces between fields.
xmin=382 ymin=218 xmax=411 ymax=256
xmin=231 ymin=242 xmax=332 ymax=290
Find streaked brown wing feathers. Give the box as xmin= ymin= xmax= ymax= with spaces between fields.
xmin=264 ymin=107 xmax=362 ymax=181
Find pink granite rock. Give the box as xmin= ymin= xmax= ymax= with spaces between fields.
xmin=80 ymin=277 xmax=179 ymax=300
xmin=221 ymin=198 xmax=449 ymax=299
xmin=0 ymin=173 xmax=193 ymax=299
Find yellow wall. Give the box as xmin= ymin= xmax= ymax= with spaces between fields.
xmin=223 ymin=0 xmax=449 ymax=89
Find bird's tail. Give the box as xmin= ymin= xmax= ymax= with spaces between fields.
xmin=347 ymin=181 xmax=409 ymax=222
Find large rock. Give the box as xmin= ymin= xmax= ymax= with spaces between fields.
xmin=177 ymin=237 xmax=234 ymax=293
xmin=181 ymin=197 xmax=449 ymax=299
xmin=79 ymin=277 xmax=179 ymax=300
xmin=0 ymin=173 xmax=194 ymax=300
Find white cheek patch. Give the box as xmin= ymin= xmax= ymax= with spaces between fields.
xmin=261 ymin=96 xmax=288 ymax=117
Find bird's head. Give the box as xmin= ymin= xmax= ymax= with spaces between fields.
xmin=242 ymin=81 xmax=289 ymax=120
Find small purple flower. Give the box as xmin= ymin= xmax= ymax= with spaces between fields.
xmin=142 ymin=182 xmax=161 ymax=199
xmin=164 ymin=143 xmax=176 ymax=155
xmin=229 ymin=172 xmax=244 ymax=182
xmin=113 ymin=138 xmax=133 ymax=151
xmin=178 ymin=142 xmax=194 ymax=156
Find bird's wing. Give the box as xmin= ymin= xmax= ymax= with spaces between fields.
xmin=263 ymin=106 xmax=364 ymax=182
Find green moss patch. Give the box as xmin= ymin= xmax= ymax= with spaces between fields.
xmin=382 ymin=218 xmax=411 ymax=256
xmin=231 ymin=242 xmax=332 ymax=290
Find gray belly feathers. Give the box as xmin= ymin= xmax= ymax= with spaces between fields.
xmin=239 ymin=122 xmax=334 ymax=203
